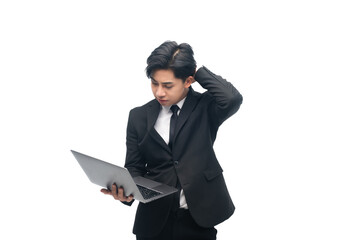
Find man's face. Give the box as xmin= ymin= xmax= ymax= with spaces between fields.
xmin=151 ymin=69 xmax=192 ymax=107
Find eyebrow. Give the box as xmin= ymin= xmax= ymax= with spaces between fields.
xmin=151 ymin=78 xmax=174 ymax=85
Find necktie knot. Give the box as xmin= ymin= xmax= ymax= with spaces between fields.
xmin=170 ymin=105 xmax=179 ymax=115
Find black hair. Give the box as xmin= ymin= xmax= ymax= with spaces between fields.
xmin=146 ymin=41 xmax=197 ymax=82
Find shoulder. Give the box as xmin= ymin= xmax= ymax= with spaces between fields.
xmin=128 ymin=99 xmax=159 ymax=123
xmin=188 ymin=86 xmax=211 ymax=102
xmin=130 ymin=99 xmax=157 ymax=114
xmin=192 ymin=88 xmax=215 ymax=105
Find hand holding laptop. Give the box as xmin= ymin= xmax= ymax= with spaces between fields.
xmin=72 ymin=150 xmax=177 ymax=203
xmin=101 ymin=183 xmax=134 ymax=203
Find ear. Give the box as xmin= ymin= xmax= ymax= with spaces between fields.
xmin=184 ymin=76 xmax=195 ymax=88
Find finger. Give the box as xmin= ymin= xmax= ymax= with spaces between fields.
xmin=112 ymin=184 xmax=119 ymax=200
xmin=119 ymin=187 xmax=133 ymax=202
xmin=126 ymin=195 xmax=134 ymax=202
xmin=100 ymin=188 xmax=111 ymax=195
xmin=118 ymin=187 xmax=126 ymax=201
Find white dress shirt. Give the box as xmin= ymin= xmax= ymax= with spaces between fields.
xmin=154 ymin=97 xmax=188 ymax=209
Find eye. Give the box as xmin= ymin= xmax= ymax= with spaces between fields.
xmin=164 ymin=85 xmax=173 ymax=89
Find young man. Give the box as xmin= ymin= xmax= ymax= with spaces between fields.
xmin=101 ymin=41 xmax=243 ymax=240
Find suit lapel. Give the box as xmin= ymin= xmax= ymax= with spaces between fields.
xmin=146 ymin=100 xmax=160 ymax=131
xmin=174 ymin=87 xmax=199 ymax=142
xmin=146 ymin=100 xmax=172 ymax=153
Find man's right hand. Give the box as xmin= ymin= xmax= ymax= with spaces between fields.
xmin=101 ymin=183 xmax=134 ymax=203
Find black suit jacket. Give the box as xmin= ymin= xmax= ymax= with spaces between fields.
xmin=124 ymin=66 xmax=243 ymax=237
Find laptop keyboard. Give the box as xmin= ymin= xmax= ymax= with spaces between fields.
xmin=137 ymin=185 xmax=161 ymax=200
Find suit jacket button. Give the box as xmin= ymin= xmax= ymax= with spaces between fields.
xmin=174 ymin=161 xmax=179 ymax=165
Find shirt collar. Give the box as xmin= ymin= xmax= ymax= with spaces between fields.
xmin=161 ymin=97 xmax=187 ymax=112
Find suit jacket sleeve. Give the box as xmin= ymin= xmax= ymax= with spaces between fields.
xmin=120 ymin=109 xmax=147 ymax=206
xmin=124 ymin=109 xmax=147 ymax=178
xmin=195 ymin=66 xmax=243 ymax=125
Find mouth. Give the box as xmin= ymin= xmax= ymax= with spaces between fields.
xmin=157 ymin=99 xmax=168 ymax=105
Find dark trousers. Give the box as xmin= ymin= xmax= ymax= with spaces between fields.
xmin=136 ymin=209 xmax=217 ymax=240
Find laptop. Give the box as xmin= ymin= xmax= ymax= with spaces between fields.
xmin=71 ymin=150 xmax=178 ymax=203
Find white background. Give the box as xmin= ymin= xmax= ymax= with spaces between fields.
xmin=1 ymin=0 xmax=360 ymax=239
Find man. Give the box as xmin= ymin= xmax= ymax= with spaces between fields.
xmin=101 ymin=41 xmax=243 ymax=239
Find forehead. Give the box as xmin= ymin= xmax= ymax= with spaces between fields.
xmin=151 ymin=69 xmax=182 ymax=83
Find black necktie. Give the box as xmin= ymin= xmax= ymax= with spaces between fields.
xmin=169 ymin=105 xmax=179 ymax=150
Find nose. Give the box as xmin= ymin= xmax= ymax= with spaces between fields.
xmin=156 ymin=86 xmax=166 ymax=98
